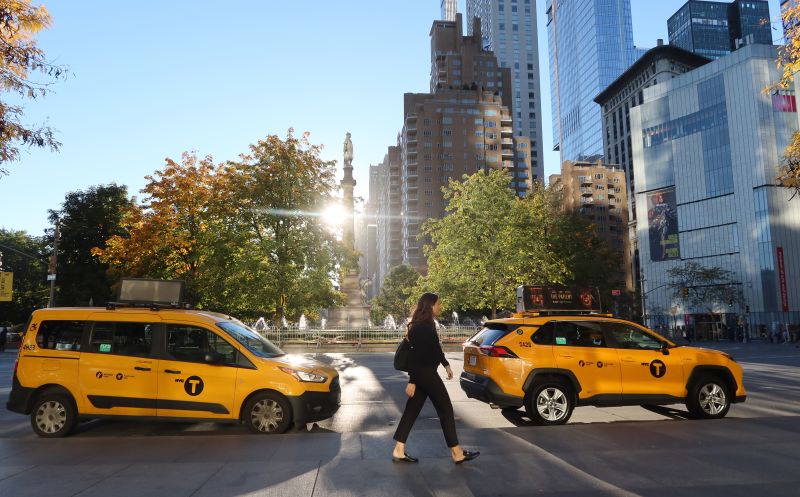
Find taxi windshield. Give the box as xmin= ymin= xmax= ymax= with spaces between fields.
xmin=216 ymin=320 xmax=285 ymax=358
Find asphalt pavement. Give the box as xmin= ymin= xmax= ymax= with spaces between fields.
xmin=1 ymin=341 xmax=800 ymax=496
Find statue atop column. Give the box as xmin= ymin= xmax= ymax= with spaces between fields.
xmin=343 ymin=132 xmax=354 ymax=168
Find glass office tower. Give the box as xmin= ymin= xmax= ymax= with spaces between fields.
xmin=668 ymin=1 xmax=772 ymax=59
xmin=546 ymin=0 xmax=635 ymax=163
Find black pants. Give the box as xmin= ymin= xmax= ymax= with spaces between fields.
xmin=393 ymin=368 xmax=459 ymax=448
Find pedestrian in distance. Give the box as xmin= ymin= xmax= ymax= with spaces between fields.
xmin=0 ymin=324 xmax=7 ymax=352
xmin=392 ymin=292 xmax=479 ymax=465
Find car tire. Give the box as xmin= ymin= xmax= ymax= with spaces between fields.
xmin=30 ymin=393 xmax=77 ymax=438
xmin=525 ymin=380 xmax=575 ymax=426
xmin=685 ymin=375 xmax=731 ymax=419
xmin=243 ymin=392 xmax=293 ymax=434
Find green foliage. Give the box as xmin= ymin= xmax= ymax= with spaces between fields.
xmin=369 ymin=264 xmax=420 ymax=324
xmin=0 ymin=229 xmax=48 ymax=324
xmin=95 ymin=131 xmax=347 ymax=321
xmin=225 ymin=129 xmax=347 ymax=320
xmin=418 ymin=170 xmax=619 ymax=318
xmin=668 ymin=261 xmax=740 ymax=314
xmin=47 ymin=184 xmax=133 ymax=306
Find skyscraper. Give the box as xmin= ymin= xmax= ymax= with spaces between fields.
xmin=668 ymin=0 xmax=772 ymax=60
xmin=466 ymin=0 xmax=545 ymax=182
xmin=441 ymin=0 xmax=457 ymax=21
xmin=546 ymin=0 xmax=635 ymax=163
xmin=399 ymin=15 xmax=533 ymax=273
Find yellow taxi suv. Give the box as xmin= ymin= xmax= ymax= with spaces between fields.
xmin=6 ymin=279 xmax=340 ymax=437
xmin=460 ymin=286 xmax=746 ymax=425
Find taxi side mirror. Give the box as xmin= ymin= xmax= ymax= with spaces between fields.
xmin=205 ymin=352 xmax=225 ymax=364
xmin=660 ymin=341 xmax=670 ymax=356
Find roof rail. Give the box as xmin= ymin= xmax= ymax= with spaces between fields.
xmin=105 ymin=301 xmax=192 ymax=311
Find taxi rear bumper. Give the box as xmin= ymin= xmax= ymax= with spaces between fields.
xmin=460 ymin=371 xmax=523 ymax=408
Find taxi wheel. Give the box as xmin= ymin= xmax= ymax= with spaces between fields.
xmin=526 ymin=380 xmax=575 ymax=426
xmin=30 ymin=393 xmax=77 ymax=438
xmin=686 ymin=376 xmax=731 ymax=419
xmin=243 ymin=392 xmax=293 ymax=434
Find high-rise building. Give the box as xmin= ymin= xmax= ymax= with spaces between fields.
xmin=546 ymin=0 xmax=636 ymax=163
xmin=549 ymin=160 xmax=631 ymax=292
xmin=668 ymin=0 xmax=772 ymax=60
xmin=400 ymin=14 xmax=533 ymax=273
xmin=629 ymin=44 xmax=800 ymax=331
xmin=376 ymin=145 xmax=403 ymax=289
xmin=594 ymin=41 xmax=710 ymax=309
xmin=466 ymin=0 xmax=545 ymax=183
xmin=441 ymin=0 xmax=457 ymax=21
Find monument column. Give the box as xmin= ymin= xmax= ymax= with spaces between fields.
xmin=342 ymin=132 xmax=356 ymax=251
xmin=326 ymin=132 xmax=371 ymax=327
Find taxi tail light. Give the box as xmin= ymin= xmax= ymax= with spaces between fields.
xmin=479 ymin=345 xmax=518 ymax=358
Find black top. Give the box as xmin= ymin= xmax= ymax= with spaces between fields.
xmin=406 ymin=320 xmax=449 ymax=384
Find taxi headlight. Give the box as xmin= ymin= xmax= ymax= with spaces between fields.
xmin=279 ymin=367 xmax=327 ymax=383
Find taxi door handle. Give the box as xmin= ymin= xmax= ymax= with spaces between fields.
xmin=621 ymin=357 xmax=638 ymax=362
xmin=164 ymin=369 xmax=181 ymax=374
xmin=558 ymin=354 xmax=573 ymax=358
xmin=134 ymin=366 xmax=151 ymax=372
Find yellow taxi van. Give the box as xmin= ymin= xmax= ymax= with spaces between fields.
xmin=460 ymin=286 xmax=746 ymax=425
xmin=6 ymin=279 xmax=340 ymax=437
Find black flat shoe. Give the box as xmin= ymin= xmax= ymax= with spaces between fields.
xmin=392 ymin=453 xmax=419 ymax=463
xmin=455 ymin=450 xmax=480 ymax=464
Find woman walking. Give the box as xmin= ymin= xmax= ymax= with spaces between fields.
xmin=392 ymin=292 xmax=479 ymax=464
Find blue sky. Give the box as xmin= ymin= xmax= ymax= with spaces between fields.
xmin=0 ymin=0 xmax=787 ymax=235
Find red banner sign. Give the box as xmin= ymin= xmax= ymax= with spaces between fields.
xmin=777 ymin=247 xmax=789 ymax=312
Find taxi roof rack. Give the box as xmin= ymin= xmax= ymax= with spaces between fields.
xmin=512 ymin=310 xmax=614 ymax=318
xmin=105 ymin=301 xmax=192 ymax=311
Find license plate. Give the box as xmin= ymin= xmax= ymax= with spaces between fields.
xmin=468 ymin=355 xmax=477 ymax=366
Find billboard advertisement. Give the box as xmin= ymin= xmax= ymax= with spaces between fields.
xmin=516 ymin=286 xmax=600 ymax=313
xmin=647 ymin=187 xmax=680 ymax=261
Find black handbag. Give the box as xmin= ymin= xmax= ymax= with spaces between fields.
xmin=394 ymin=336 xmax=413 ymax=372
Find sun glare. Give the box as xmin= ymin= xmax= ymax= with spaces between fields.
xmin=322 ymin=203 xmax=346 ymax=228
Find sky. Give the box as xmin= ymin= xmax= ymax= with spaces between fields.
xmin=0 ymin=0 xmax=788 ymax=236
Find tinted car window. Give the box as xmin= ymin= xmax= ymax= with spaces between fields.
xmin=604 ymin=322 xmax=662 ymax=350
xmin=531 ymin=322 xmax=556 ymax=345
xmin=36 ymin=321 xmax=85 ymax=351
xmin=90 ymin=322 xmax=154 ymax=357
xmin=468 ymin=327 xmax=511 ymax=346
xmin=167 ymin=324 xmax=237 ymax=364
xmin=554 ymin=321 xmax=607 ymax=347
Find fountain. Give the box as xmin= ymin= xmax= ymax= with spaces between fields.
xmin=281 ymin=316 xmax=289 ymax=328
xmin=321 ymin=318 xmax=327 ymax=330
xmin=383 ymin=314 xmax=397 ymax=330
xmin=368 ymin=319 xmax=373 ymax=328
xmin=298 ymin=314 xmax=308 ymax=330
xmin=452 ymin=311 xmax=460 ymax=326
xmin=253 ymin=317 xmax=268 ymax=332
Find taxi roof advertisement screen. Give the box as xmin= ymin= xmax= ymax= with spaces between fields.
xmin=517 ymin=286 xmax=599 ymax=312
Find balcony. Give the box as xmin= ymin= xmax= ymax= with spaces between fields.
xmin=580 ymin=187 xmax=593 ymax=196
xmin=580 ymin=197 xmax=594 ymax=204
xmin=501 ymin=115 xmax=512 ymax=123
xmin=406 ymin=114 xmax=417 ymax=122
xmin=501 ymin=127 xmax=513 ymax=136
xmin=501 ymin=139 xmax=514 ymax=147
xmin=502 ymin=148 xmax=514 ymax=158
xmin=578 ymin=176 xmax=593 ymax=185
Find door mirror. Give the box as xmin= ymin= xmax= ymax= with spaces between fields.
xmin=205 ymin=351 xmax=225 ymax=364
xmin=660 ymin=341 xmax=670 ymax=355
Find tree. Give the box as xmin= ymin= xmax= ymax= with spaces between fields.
xmin=0 ymin=229 xmax=48 ymax=323
xmin=0 ymin=0 xmax=67 ymax=176
xmin=667 ymin=261 xmax=740 ymax=315
xmin=369 ymin=264 xmax=420 ymax=324
xmin=421 ymin=171 xmax=572 ymax=318
xmin=94 ymin=153 xmax=239 ymax=309
xmin=225 ymin=130 xmax=347 ymax=320
xmin=47 ymin=184 xmax=133 ymax=306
